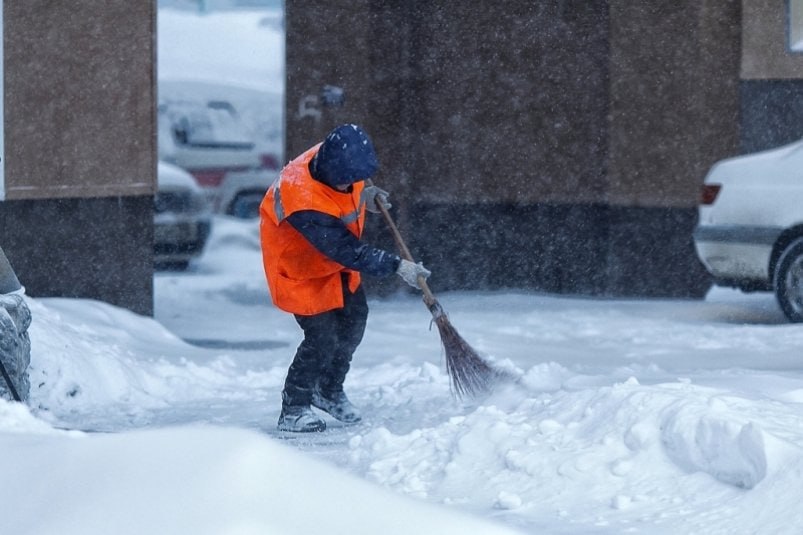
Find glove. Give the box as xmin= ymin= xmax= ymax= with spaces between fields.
xmin=396 ymin=259 xmax=431 ymax=288
xmin=363 ymin=185 xmax=392 ymax=214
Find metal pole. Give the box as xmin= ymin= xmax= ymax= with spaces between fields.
xmin=0 ymin=359 xmax=20 ymax=402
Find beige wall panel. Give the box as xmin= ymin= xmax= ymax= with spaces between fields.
xmin=607 ymin=0 xmax=741 ymax=207
xmin=742 ymin=0 xmax=803 ymax=80
xmin=289 ymin=2 xmax=741 ymax=209
xmin=4 ymin=1 xmax=155 ymax=200
xmin=396 ymin=2 xmax=610 ymax=206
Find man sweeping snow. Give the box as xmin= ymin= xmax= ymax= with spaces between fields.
xmin=259 ymin=124 xmax=431 ymax=432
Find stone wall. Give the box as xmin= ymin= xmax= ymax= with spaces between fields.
xmin=0 ymin=197 xmax=154 ymax=316
xmin=0 ymin=2 xmax=156 ymax=315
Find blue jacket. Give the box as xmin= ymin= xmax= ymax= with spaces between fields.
xmin=287 ymin=209 xmax=400 ymax=277
xmin=287 ymin=124 xmax=400 ymax=278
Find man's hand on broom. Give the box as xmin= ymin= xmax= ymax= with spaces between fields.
xmin=396 ymin=259 xmax=431 ymax=289
xmin=363 ymin=184 xmax=391 ymax=214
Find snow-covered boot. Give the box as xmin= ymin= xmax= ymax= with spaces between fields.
xmin=277 ymin=405 xmax=326 ymax=432
xmin=312 ymin=389 xmax=362 ymax=424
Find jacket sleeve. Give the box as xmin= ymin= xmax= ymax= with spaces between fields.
xmin=286 ymin=210 xmax=401 ymax=277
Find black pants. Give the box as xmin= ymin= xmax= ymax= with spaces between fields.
xmin=282 ymin=281 xmax=368 ymax=407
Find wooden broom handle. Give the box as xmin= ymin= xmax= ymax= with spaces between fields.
xmin=366 ymin=180 xmax=439 ymax=309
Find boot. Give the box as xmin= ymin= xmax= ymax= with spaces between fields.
xmin=312 ymin=389 xmax=362 ymax=424
xmin=277 ymin=405 xmax=326 ymax=433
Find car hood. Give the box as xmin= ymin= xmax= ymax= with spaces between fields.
xmin=158 ymin=161 xmax=202 ymax=192
xmin=706 ymin=138 xmax=803 ymax=186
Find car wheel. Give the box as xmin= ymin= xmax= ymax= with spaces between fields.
xmin=228 ymin=192 xmax=264 ymax=219
xmin=774 ymin=237 xmax=803 ymax=323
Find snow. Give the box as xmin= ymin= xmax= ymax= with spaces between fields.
xmin=157 ymin=8 xmax=283 ymax=92
xmin=157 ymin=7 xmax=284 ymax=163
xmin=7 ymin=215 xmax=803 ymax=534
xmin=0 ymin=421 xmax=503 ymax=535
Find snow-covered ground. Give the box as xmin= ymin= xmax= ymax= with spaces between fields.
xmin=6 ymin=215 xmax=803 ymax=534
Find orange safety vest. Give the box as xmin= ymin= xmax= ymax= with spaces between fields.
xmin=259 ymin=144 xmax=366 ymax=315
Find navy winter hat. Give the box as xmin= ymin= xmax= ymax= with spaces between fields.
xmin=314 ymin=124 xmax=379 ymax=186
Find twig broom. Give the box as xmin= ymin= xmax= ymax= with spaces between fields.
xmin=370 ymin=184 xmax=509 ymax=398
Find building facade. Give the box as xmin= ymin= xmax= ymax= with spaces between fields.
xmin=741 ymin=0 xmax=803 ymax=152
xmin=285 ymin=0 xmax=803 ymax=298
xmin=1 ymin=2 xmax=801 ymax=314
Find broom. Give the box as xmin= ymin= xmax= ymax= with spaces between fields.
xmin=369 ymin=182 xmax=509 ymax=398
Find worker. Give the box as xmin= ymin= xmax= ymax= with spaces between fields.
xmin=260 ymin=123 xmax=431 ymax=432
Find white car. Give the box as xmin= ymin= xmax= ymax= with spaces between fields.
xmin=158 ymin=98 xmax=259 ymax=180
xmin=158 ymin=97 xmax=279 ymax=218
xmin=154 ymin=161 xmax=212 ymax=270
xmin=693 ymin=138 xmax=803 ymax=322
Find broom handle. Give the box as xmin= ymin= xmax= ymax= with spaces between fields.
xmin=366 ymin=180 xmax=439 ymax=311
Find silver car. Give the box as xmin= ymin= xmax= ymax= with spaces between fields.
xmin=154 ymin=161 xmax=212 ymax=270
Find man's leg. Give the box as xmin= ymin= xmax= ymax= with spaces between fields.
xmin=321 ymin=284 xmax=368 ymax=394
xmin=278 ymin=310 xmax=338 ymax=432
xmin=312 ymin=285 xmax=368 ymax=423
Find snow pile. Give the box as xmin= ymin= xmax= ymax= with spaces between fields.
xmin=346 ymin=377 xmax=803 ymax=532
xmin=27 ymin=295 xmax=284 ymax=431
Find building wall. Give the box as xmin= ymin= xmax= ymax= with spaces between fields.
xmin=739 ymin=1 xmax=803 ymax=153
xmin=607 ymin=1 xmax=742 ymax=208
xmin=0 ymin=2 xmax=156 ymax=314
xmin=602 ymin=0 xmax=741 ymax=296
xmin=286 ymin=1 xmax=742 ymax=298
xmin=741 ymin=0 xmax=803 ymax=80
xmin=4 ymin=2 xmax=155 ymax=200
xmin=741 ymin=80 xmax=803 ymax=153
xmin=287 ymin=2 xmax=609 ymax=205
xmin=0 ymin=197 xmax=153 ymax=314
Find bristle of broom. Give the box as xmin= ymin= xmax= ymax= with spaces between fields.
xmin=434 ymin=314 xmax=507 ymax=398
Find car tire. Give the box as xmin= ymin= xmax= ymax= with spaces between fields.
xmin=774 ymin=237 xmax=803 ymax=323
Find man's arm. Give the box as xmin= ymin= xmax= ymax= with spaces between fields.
xmin=286 ymin=210 xmax=400 ymax=276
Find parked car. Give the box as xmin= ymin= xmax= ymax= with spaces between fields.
xmin=213 ymin=168 xmax=278 ymax=218
xmin=693 ymin=138 xmax=803 ymax=322
xmin=158 ymin=96 xmax=278 ymax=218
xmin=154 ymin=161 xmax=212 ymax=270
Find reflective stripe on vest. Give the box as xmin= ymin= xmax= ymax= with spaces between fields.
xmin=340 ymin=207 xmax=361 ymax=225
xmin=273 ymin=178 xmax=286 ymax=222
